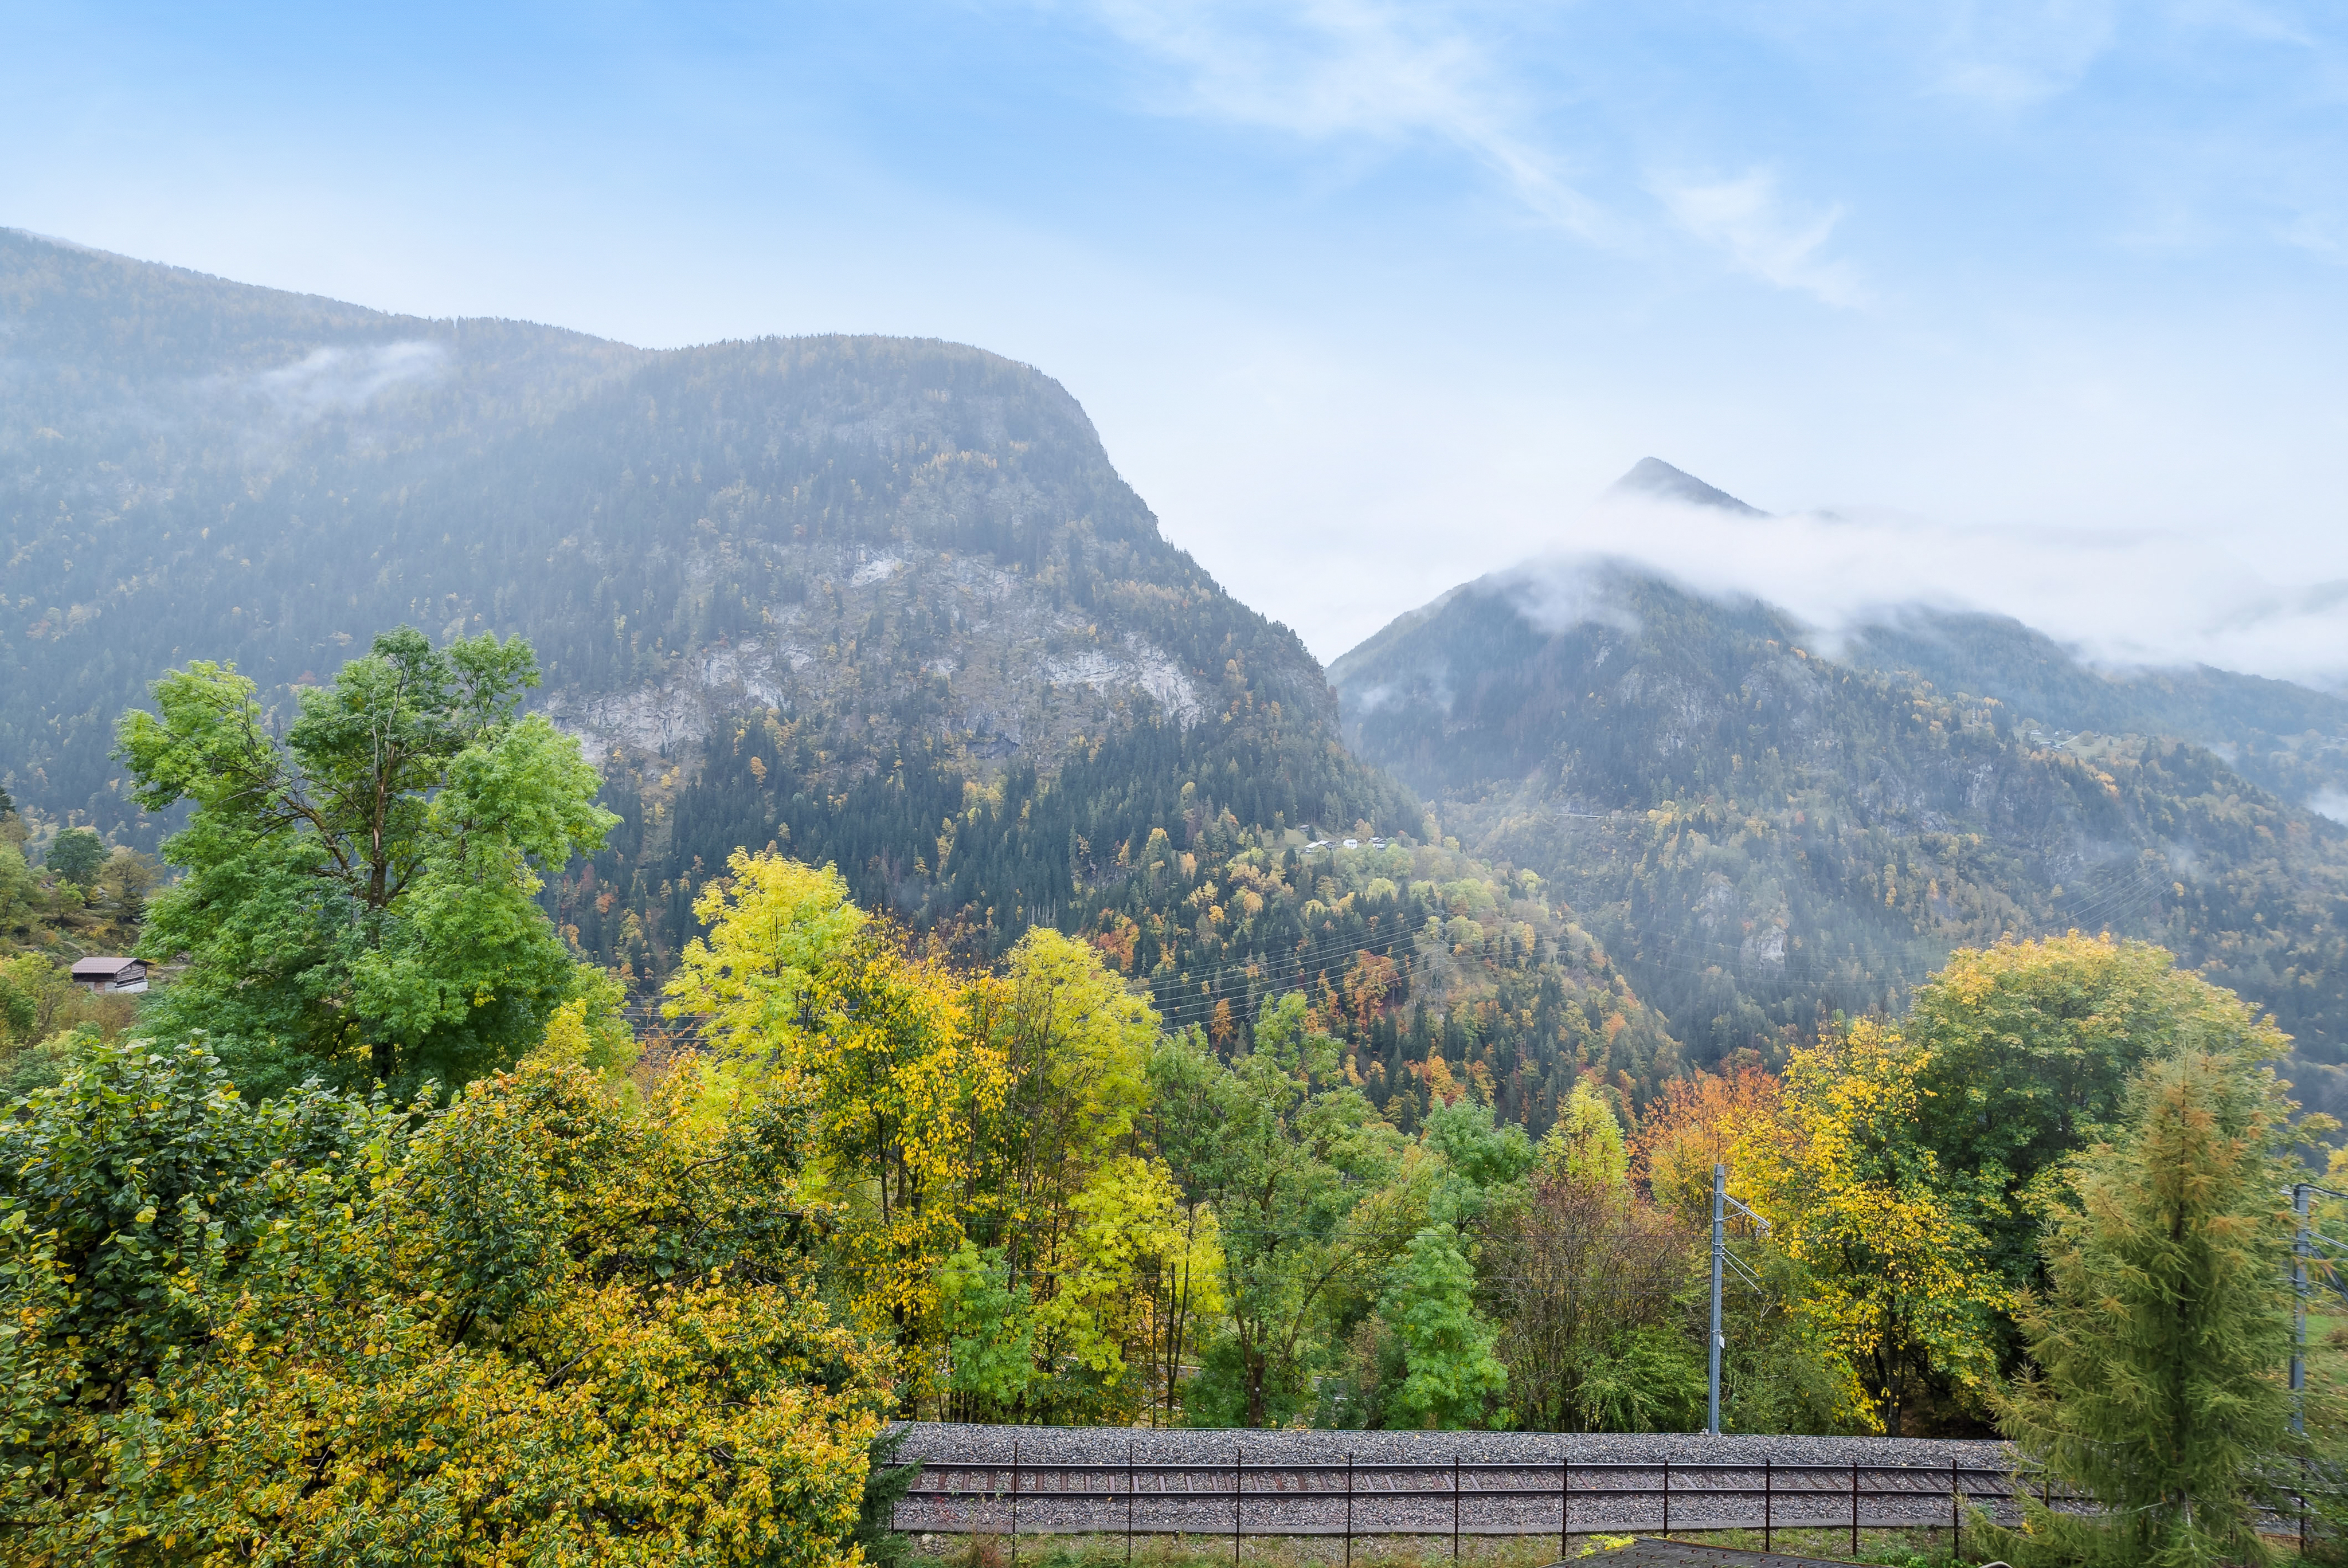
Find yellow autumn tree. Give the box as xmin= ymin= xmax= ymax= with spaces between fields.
xmin=944 ymin=928 xmax=1183 ymax=1422
xmin=1739 ymin=1017 xmax=2004 ymax=1434
xmin=809 ymin=926 xmax=1008 ymax=1365
xmin=666 ymin=850 xmax=1010 ymax=1386
xmin=1633 ymin=1063 xmax=1781 ymax=1228
xmin=665 ymin=850 xmax=866 ymax=1074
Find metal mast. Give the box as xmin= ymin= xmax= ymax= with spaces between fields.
xmin=1707 ymin=1162 xmax=1771 ymax=1437
xmin=1709 ymin=1164 xmax=1725 ymax=1437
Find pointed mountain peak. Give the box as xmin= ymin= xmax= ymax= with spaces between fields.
xmin=1604 ymin=457 xmax=1768 ymax=518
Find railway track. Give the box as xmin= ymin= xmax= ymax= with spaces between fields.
xmin=898 ymin=1451 xmax=2054 ymax=1554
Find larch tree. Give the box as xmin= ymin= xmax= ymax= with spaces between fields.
xmin=1990 ymin=1042 xmax=2302 ymax=1568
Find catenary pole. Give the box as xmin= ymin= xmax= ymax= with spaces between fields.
xmin=1708 ymin=1163 xmax=1725 ymax=1436
xmin=2295 ymin=1183 xmax=2311 ymax=1436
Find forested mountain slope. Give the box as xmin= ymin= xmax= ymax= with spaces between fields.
xmin=0 ymin=230 xmax=1680 ymax=1132
xmin=0 ymin=228 xmax=1340 ymax=835
xmin=1842 ymin=609 xmax=2348 ymax=809
xmin=1329 ymin=476 xmax=2348 ymax=1094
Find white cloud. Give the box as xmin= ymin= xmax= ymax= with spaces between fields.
xmin=1653 ymin=168 xmax=1867 ymax=308
xmin=1075 ymin=2 xmax=1895 ymax=299
xmin=1538 ymin=489 xmax=2348 ymax=690
xmin=1075 ymin=1 xmax=1612 ymax=238
xmin=1929 ymin=0 xmax=2119 ymax=108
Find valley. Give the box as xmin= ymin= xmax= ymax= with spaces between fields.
xmin=6 ymin=231 xmax=2345 ymax=1129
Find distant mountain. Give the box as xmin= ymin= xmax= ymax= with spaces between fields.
xmin=1841 ymin=609 xmax=2348 ymax=812
xmin=0 ymin=230 xmax=1683 ymax=1132
xmin=1605 ymin=456 xmax=1768 ymax=517
xmin=1329 ymin=467 xmax=2348 ymax=1100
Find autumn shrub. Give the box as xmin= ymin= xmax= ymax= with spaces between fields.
xmin=0 ymin=1037 xmax=887 ymax=1567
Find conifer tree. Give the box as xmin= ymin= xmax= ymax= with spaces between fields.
xmin=1990 ymin=1044 xmax=2300 ymax=1568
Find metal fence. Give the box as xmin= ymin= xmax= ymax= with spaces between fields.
xmin=899 ymin=1448 xmax=2079 ymax=1561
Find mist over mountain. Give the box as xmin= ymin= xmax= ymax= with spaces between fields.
xmin=1507 ymin=461 xmax=2348 ymax=696
xmin=1 ymin=230 xmax=1685 ymax=1134
xmin=13 ymin=230 xmax=2343 ymax=1130
xmin=1330 ymin=465 xmax=2348 ymax=1103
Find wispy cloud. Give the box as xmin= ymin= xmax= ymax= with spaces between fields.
xmin=1928 ymin=0 xmax=2119 ymax=108
xmin=1076 ymin=1 xmax=1611 ymax=238
xmin=1652 ymin=168 xmax=1868 ymax=307
xmin=1073 ymin=2 xmax=1888 ymax=296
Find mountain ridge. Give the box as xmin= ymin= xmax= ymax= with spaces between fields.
xmin=1 ymin=229 xmax=1688 ymax=1140
xmin=1329 ymin=479 xmax=2348 ymax=1096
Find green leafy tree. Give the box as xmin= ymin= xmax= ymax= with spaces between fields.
xmin=0 ymin=1038 xmax=384 ymax=1543
xmin=937 ymin=1241 xmax=1035 ymax=1408
xmin=120 ymin=627 xmax=616 ymax=1097
xmin=1422 ymin=1095 xmax=1535 ymax=1197
xmin=1986 ymin=1042 xmax=2301 ymax=1568
xmin=0 ymin=843 xmax=35 ymax=941
xmin=1535 ymin=1081 xmax=1630 ymax=1188
xmin=1907 ymin=934 xmax=2292 ymax=1296
xmin=1379 ymin=1222 xmax=1507 ymax=1429
xmin=39 ymin=828 xmax=104 ymax=889
xmin=0 ymin=956 xmax=43 ymax=1045
xmin=1153 ymin=995 xmax=1409 ymax=1427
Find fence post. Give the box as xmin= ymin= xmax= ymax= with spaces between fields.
xmin=1345 ymin=1453 xmax=1354 ymax=1568
xmin=1452 ymin=1453 xmax=1461 ymax=1562
xmin=1763 ymin=1458 xmax=1772 ymax=1554
xmin=1951 ymin=1457 xmax=1960 ymax=1556
xmin=1127 ymin=1440 xmax=1136 ymax=1566
xmin=1559 ymin=1457 xmax=1568 ymax=1561
xmin=1662 ymin=1459 xmax=1670 ymax=1540
xmin=1849 ymin=1460 xmax=1858 ymax=1557
xmin=1233 ymin=1445 xmax=1242 ymax=1567
xmin=1011 ymin=1440 xmax=1021 ymax=1567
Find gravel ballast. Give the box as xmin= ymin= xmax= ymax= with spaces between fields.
xmin=891 ymin=1424 xmax=2021 ymax=1539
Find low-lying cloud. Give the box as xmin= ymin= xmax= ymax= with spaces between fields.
xmin=244 ymin=340 xmax=445 ymax=421
xmin=1545 ymin=489 xmax=2348 ymax=692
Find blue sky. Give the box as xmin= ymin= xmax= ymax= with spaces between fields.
xmin=6 ymin=1 xmax=2347 ymax=679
